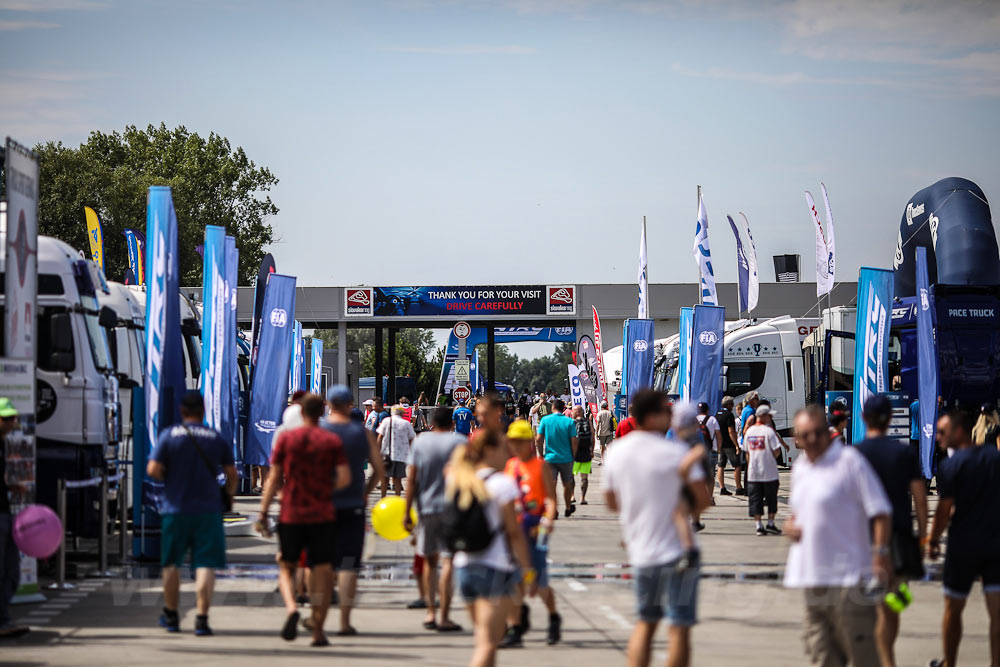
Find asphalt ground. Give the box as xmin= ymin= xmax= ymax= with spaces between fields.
xmin=4 ymin=464 xmax=993 ymax=666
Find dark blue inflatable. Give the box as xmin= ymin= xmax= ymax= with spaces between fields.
xmin=892 ymin=177 xmax=1000 ymax=297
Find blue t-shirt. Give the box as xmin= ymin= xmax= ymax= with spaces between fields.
xmin=909 ymin=400 xmax=920 ymax=441
xmin=325 ymin=420 xmax=371 ymax=510
xmin=538 ymin=413 xmax=576 ymax=464
xmin=151 ymin=422 xmax=234 ymax=514
xmin=739 ymin=405 xmax=755 ymax=444
xmin=453 ymin=407 xmax=474 ymax=435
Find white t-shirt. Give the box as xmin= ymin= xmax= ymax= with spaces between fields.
xmin=377 ymin=415 xmax=416 ymax=463
xmin=743 ymin=424 xmax=782 ymax=482
xmin=452 ymin=468 xmax=520 ymax=572
xmin=784 ymin=442 xmax=891 ymax=588
xmin=603 ymin=431 xmax=705 ymax=568
xmin=697 ymin=415 xmax=720 ymax=451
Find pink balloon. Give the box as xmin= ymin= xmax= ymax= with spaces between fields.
xmin=13 ymin=504 xmax=63 ymax=559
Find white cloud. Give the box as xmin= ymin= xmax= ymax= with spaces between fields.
xmin=0 ymin=19 xmax=58 ymax=29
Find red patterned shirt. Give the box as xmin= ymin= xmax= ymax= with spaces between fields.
xmin=271 ymin=425 xmax=346 ymax=524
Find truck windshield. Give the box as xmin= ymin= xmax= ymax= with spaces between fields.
xmin=81 ymin=295 xmax=112 ymax=372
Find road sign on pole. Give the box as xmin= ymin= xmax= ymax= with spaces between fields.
xmin=453 ymin=321 xmax=472 ymax=339
xmin=452 ymin=386 xmax=471 ymax=404
xmin=454 ymin=359 xmax=471 ymax=384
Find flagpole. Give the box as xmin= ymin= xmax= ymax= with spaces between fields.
xmin=697 ymin=185 xmax=703 ymax=306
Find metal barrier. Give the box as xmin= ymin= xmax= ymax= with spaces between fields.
xmin=48 ymin=469 xmax=126 ymax=589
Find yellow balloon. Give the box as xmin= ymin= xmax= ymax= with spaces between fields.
xmin=371 ymin=496 xmax=417 ymax=541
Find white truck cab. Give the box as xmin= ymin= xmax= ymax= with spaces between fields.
xmin=0 ymin=232 xmax=119 ymax=536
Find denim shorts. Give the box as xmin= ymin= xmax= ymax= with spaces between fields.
xmin=457 ymin=563 xmax=518 ymax=603
xmin=530 ymin=541 xmax=550 ymax=589
xmin=634 ymin=558 xmax=699 ymax=626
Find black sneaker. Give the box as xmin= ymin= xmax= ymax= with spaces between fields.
xmin=195 ymin=614 xmax=213 ymax=636
xmin=281 ymin=611 xmax=300 ymax=641
xmin=546 ymin=613 xmax=562 ymax=645
xmin=565 ymin=505 xmax=575 ymax=518
xmin=755 ymin=526 xmax=767 ymax=536
xmin=927 ymin=661 xmax=943 ymax=667
xmin=765 ymin=524 xmax=782 ymax=535
xmin=498 ymin=627 xmax=523 ymax=649
xmin=692 ymin=521 xmax=705 ymax=533
xmin=406 ymin=598 xmax=428 ymax=609
xmin=734 ymin=487 xmax=747 ymax=496
xmin=519 ymin=603 xmax=531 ymax=634
xmin=719 ymin=487 xmax=733 ymax=496
xmin=158 ymin=608 xmax=180 ymax=633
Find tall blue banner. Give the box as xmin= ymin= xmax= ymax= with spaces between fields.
xmin=727 ymin=215 xmax=750 ymax=313
xmin=311 ymin=338 xmax=323 ymax=394
xmin=200 ymin=225 xmax=227 ymax=434
xmin=297 ymin=327 xmax=306 ymax=392
xmin=289 ymin=320 xmax=303 ymax=395
xmin=246 ymin=274 xmax=297 ymax=466
xmin=122 ymin=228 xmax=145 ymax=285
xmin=915 ymin=247 xmax=938 ymax=478
xmin=852 ymin=267 xmax=895 ymax=443
xmin=624 ymin=318 xmax=655 ymax=399
xmin=224 ymin=235 xmax=239 ymax=461
xmin=136 ymin=186 xmax=185 ymax=554
xmin=677 ymin=307 xmax=693 ymax=399
xmin=689 ymin=305 xmax=725 ymax=412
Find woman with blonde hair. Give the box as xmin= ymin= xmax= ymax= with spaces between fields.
xmin=446 ymin=430 xmax=532 ymax=667
xmin=972 ymin=404 xmax=1000 ymax=448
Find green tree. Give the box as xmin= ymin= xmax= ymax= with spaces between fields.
xmin=35 ymin=123 xmax=278 ymax=285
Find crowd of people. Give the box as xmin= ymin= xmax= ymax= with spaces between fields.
xmin=5 ymin=380 xmax=995 ymax=666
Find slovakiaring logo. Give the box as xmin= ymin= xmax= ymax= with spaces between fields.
xmin=547 ymin=285 xmax=576 ymax=315
xmin=345 ymin=287 xmax=374 ymax=316
xmin=698 ymin=330 xmax=718 ymax=345
xmin=269 ymin=307 xmax=288 ymax=327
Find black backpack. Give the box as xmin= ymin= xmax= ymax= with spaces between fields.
xmin=442 ymin=472 xmax=497 ymax=553
xmin=697 ymin=416 xmax=712 ymax=448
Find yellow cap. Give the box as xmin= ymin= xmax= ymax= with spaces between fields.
xmin=506 ymin=419 xmax=533 ymax=440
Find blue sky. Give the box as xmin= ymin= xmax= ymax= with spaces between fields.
xmin=2 ymin=0 xmax=999 ymax=289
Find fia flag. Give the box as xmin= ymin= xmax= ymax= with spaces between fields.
xmin=638 ymin=217 xmax=649 ymax=318
xmin=727 ymin=215 xmax=750 ymax=313
xmin=246 ymin=273 xmax=297 ymax=465
xmin=852 ymin=267 xmax=894 ymax=443
xmin=84 ymin=206 xmax=105 ymax=271
xmin=311 ymin=338 xmax=323 ymax=394
xmin=122 ymin=229 xmax=146 ymax=285
xmin=624 ymin=319 xmax=655 ymax=399
xmin=200 ymin=225 xmax=227 ymax=434
xmin=806 ymin=190 xmax=834 ymax=297
xmin=689 ymin=305 xmax=725 ymax=412
xmin=694 ymin=192 xmax=718 ymax=305
xmin=915 ymin=247 xmax=938 ymax=479
xmin=739 ymin=213 xmax=759 ymax=313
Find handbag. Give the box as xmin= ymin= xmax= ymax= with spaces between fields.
xmin=891 ymin=530 xmax=924 ymax=580
xmin=183 ymin=425 xmax=233 ymax=513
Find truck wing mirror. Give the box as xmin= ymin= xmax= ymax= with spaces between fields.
xmin=98 ymin=305 xmax=117 ymax=329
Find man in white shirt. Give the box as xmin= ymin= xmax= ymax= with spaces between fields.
xmin=743 ymin=405 xmax=788 ymax=536
xmin=783 ymin=405 xmax=892 ymax=667
xmin=604 ymin=390 xmax=711 ymax=667
xmin=377 ymin=406 xmax=416 ymax=497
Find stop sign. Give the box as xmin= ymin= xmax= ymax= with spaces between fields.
xmin=452 ymin=386 xmax=471 ymax=404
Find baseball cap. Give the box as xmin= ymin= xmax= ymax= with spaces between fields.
xmin=862 ymin=394 xmax=892 ymax=420
xmin=697 ymin=401 xmax=709 ymax=413
xmin=363 ymin=399 xmax=374 ymax=407
xmin=507 ymin=420 xmax=533 ymax=440
xmin=0 ymin=397 xmax=18 ymax=419
xmin=755 ymin=404 xmax=772 ymax=417
xmin=326 ymin=385 xmax=354 ymax=405
xmin=671 ymin=401 xmax=699 ymax=429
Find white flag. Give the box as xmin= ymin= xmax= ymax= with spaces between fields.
xmin=739 ymin=212 xmax=760 ymax=313
xmin=693 ymin=192 xmax=718 ymax=306
xmin=806 ymin=190 xmax=833 ymax=297
xmin=638 ymin=217 xmax=649 ymax=319
xmin=821 ymin=182 xmax=835 ymax=286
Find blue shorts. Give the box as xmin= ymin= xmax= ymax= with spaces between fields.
xmin=161 ymin=513 xmax=226 ymax=569
xmin=457 ymin=563 xmax=518 ymax=603
xmin=530 ymin=541 xmax=550 ymax=589
xmin=635 ymin=559 xmax=699 ymax=626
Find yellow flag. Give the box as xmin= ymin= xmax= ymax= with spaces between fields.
xmin=84 ymin=206 xmax=104 ymax=271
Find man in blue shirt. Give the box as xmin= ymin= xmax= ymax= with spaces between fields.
xmin=535 ymin=399 xmax=579 ymax=517
xmin=453 ymin=399 xmax=474 ymax=436
xmin=147 ymin=390 xmax=237 ymax=636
